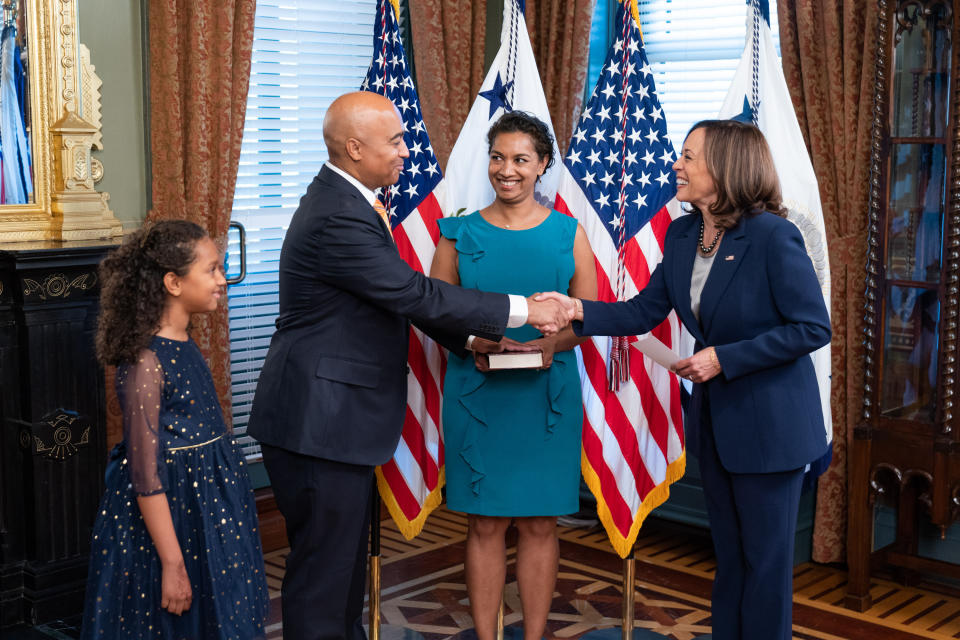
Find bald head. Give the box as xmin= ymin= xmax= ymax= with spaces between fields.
xmin=323 ymin=91 xmax=409 ymax=190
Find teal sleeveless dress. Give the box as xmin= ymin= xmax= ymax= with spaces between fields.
xmin=438 ymin=210 xmax=583 ymax=516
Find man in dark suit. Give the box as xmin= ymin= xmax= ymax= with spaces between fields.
xmin=247 ymin=91 xmax=569 ymax=640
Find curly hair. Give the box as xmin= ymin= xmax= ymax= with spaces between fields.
xmin=684 ymin=119 xmax=787 ymax=230
xmin=96 ymin=220 xmax=209 ymax=366
xmin=486 ymin=110 xmax=555 ymax=172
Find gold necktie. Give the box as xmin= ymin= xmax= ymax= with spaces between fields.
xmin=373 ymin=199 xmax=394 ymax=241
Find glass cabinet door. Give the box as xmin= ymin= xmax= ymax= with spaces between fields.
xmin=878 ymin=0 xmax=952 ymax=426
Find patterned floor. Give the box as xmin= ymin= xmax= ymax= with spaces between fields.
xmin=259 ymin=508 xmax=960 ymax=640
xmin=10 ymin=507 xmax=960 ymax=638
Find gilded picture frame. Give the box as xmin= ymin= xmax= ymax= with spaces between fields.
xmin=0 ymin=0 xmax=121 ymax=243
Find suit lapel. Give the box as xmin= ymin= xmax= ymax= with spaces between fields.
xmin=671 ymin=216 xmax=706 ymax=345
xmin=698 ymin=217 xmax=750 ymax=334
xmin=317 ymin=165 xmax=394 ymax=243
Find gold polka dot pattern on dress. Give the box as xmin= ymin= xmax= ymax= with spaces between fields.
xmin=80 ymin=336 xmax=269 ymax=639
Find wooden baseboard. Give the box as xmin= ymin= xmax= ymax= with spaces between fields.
xmin=255 ymin=488 xmax=288 ymax=553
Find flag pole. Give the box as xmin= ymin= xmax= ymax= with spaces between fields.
xmin=621 ymin=550 xmax=635 ymax=640
xmin=369 ymin=486 xmax=383 ymax=640
xmin=367 ymin=485 xmax=427 ymax=640
xmin=575 ymin=545 xmax=673 ymax=640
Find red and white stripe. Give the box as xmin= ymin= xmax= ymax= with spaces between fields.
xmin=376 ymin=187 xmax=450 ymax=537
xmin=555 ymin=167 xmax=686 ymax=557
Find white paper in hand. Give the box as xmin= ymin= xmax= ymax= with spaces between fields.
xmin=632 ymin=335 xmax=679 ymax=370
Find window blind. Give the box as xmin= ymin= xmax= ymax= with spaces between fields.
xmin=637 ymin=0 xmax=781 ymax=148
xmin=226 ymin=0 xmax=377 ymax=458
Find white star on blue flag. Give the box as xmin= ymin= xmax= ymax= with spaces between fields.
xmin=360 ymin=2 xmax=441 ymax=226
xmin=563 ymin=1 xmax=676 ymax=245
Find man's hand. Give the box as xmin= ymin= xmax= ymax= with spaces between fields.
xmin=673 ymin=347 xmax=722 ymax=383
xmin=532 ymin=291 xmax=581 ymax=321
xmin=527 ymin=293 xmax=575 ymax=335
xmin=473 ymin=337 xmax=541 ymax=371
xmin=470 ymin=336 xmax=540 ymax=355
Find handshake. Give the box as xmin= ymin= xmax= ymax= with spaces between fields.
xmin=525 ymin=292 xmax=581 ymax=336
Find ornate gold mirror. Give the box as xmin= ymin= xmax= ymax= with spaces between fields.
xmin=0 ymin=0 xmax=120 ymax=242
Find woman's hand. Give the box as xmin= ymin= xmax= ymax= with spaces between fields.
xmin=160 ymin=558 xmax=192 ymax=615
xmin=673 ymin=347 xmax=722 ymax=383
xmin=473 ymin=337 xmax=540 ymax=371
xmin=522 ymin=337 xmax=555 ymax=369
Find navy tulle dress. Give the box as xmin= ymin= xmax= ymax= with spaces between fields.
xmin=81 ymin=337 xmax=269 ymax=640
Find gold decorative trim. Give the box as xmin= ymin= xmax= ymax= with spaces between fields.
xmin=79 ymin=44 xmax=103 ymax=152
xmin=0 ymin=0 xmax=120 ymax=242
xmin=23 ymin=412 xmax=91 ymax=461
xmin=22 ymin=271 xmax=96 ymax=300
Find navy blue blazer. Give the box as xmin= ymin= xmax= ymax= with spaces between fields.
xmin=576 ymin=212 xmax=831 ymax=474
xmin=248 ymin=166 xmax=510 ymax=466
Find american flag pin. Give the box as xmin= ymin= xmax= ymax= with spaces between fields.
xmin=725 ymin=255 xmax=735 ymax=261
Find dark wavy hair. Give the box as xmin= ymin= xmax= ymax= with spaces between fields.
xmin=684 ymin=119 xmax=787 ymax=229
xmin=486 ymin=110 xmax=555 ymax=172
xmin=96 ymin=220 xmax=208 ymax=366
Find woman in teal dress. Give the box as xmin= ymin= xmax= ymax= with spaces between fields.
xmin=430 ymin=112 xmax=596 ymax=640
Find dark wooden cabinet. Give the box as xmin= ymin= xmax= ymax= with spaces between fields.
xmin=847 ymin=0 xmax=960 ymax=611
xmin=0 ymin=241 xmax=115 ymax=627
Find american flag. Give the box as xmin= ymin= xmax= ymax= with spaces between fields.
xmin=554 ymin=0 xmax=686 ymax=557
xmin=360 ymin=0 xmax=447 ymax=539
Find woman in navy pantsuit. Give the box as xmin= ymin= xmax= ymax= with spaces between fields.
xmin=543 ymin=120 xmax=831 ymax=639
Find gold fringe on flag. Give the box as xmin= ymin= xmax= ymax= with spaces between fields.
xmin=374 ymin=467 xmax=446 ymax=540
xmin=581 ymin=449 xmax=687 ymax=558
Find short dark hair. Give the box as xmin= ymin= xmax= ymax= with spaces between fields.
xmin=685 ymin=119 xmax=787 ymax=229
xmin=486 ymin=111 xmax=555 ymax=172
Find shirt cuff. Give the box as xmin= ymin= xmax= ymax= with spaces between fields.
xmin=507 ymin=294 xmax=527 ymax=328
xmin=465 ymin=335 xmax=476 ymax=350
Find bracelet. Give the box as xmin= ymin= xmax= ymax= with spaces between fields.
xmin=709 ymin=347 xmax=721 ymax=370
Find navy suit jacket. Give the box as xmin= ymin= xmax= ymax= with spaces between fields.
xmin=576 ymin=212 xmax=831 ymax=473
xmin=247 ymin=166 xmax=510 ymax=466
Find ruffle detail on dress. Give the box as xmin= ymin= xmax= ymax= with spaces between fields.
xmin=456 ymin=370 xmax=489 ymax=496
xmin=546 ymin=358 xmax=567 ymax=437
xmin=437 ymin=215 xmax=485 ymax=262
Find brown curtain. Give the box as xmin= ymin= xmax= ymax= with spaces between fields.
xmin=526 ymin=0 xmax=594 ymax=153
xmin=410 ymin=0 xmax=489 ymax=167
xmin=146 ymin=0 xmax=257 ymax=424
xmin=777 ymin=0 xmax=880 ymax=564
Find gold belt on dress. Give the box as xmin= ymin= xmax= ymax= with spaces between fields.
xmin=167 ymin=433 xmax=225 ymax=452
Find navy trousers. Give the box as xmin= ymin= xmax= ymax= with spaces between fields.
xmin=698 ymin=417 xmax=804 ymax=640
xmin=262 ymin=444 xmax=374 ymax=640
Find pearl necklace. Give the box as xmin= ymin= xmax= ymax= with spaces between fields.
xmin=698 ymin=220 xmax=723 ymax=255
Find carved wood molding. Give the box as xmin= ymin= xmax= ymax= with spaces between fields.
xmin=943 ymin=1 xmax=960 ymax=436
xmin=861 ymin=0 xmax=890 ymax=430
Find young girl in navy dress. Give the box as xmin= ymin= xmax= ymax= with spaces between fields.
xmin=81 ymin=220 xmax=269 ymax=639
